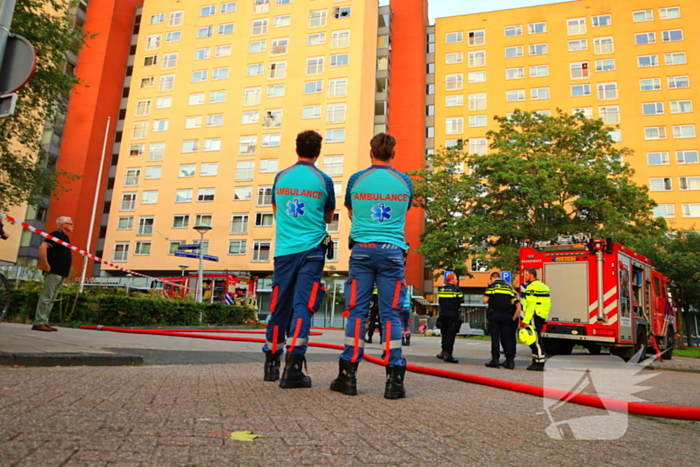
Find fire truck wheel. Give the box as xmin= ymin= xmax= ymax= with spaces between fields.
xmin=543 ymin=338 xmax=573 ymax=356
xmin=586 ymin=343 xmax=602 ymax=355
xmin=662 ymin=327 xmax=675 ymax=360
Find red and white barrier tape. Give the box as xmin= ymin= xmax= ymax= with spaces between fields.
xmin=0 ymin=212 xmax=187 ymax=289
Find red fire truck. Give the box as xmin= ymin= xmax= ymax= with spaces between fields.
xmin=519 ymin=236 xmax=677 ymax=361
xmin=160 ymin=273 xmax=257 ymax=306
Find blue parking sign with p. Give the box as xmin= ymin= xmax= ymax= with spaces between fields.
xmin=501 ymin=271 xmax=512 ymax=283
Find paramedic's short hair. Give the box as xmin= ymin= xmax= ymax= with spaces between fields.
xmin=56 ymin=216 xmax=72 ymax=227
xmin=296 ymin=130 xmax=323 ymax=158
xmin=370 ymin=133 xmax=396 ymax=161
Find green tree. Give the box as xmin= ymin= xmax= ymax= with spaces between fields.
xmin=0 ymin=0 xmax=87 ymax=212
xmin=467 ymin=109 xmax=665 ymax=270
xmin=408 ymin=145 xmax=479 ymax=278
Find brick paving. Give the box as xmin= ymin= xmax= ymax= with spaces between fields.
xmin=1 ymin=324 xmax=700 ymax=465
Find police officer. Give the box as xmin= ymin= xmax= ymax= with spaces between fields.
xmin=436 ymin=273 xmax=463 ymax=364
xmin=262 ymin=130 xmax=335 ymax=388
xmin=522 ymin=268 xmax=551 ymax=371
xmin=401 ymin=289 xmax=411 ymax=346
xmin=365 ymin=288 xmax=381 ymax=344
xmin=483 ymin=272 xmax=519 ymax=369
xmin=331 ymin=133 xmax=412 ymax=399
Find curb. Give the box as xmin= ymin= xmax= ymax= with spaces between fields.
xmin=0 ymin=352 xmax=143 ymax=367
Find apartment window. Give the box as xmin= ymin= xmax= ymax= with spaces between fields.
xmin=594 ymin=37 xmax=614 ymax=54
xmin=175 ymin=189 xmax=192 ymax=203
xmin=446 ymin=52 xmax=463 ymax=64
xmin=194 ymin=48 xmax=210 ymax=60
xmin=333 ymin=6 xmax=351 ymax=19
xmin=599 ymin=106 xmax=620 ymax=124
xmin=573 ymin=107 xmax=593 ymax=118
xmin=531 ymin=87 xmax=550 ymax=100
xmin=247 ymin=63 xmax=264 ymax=76
xmin=229 ymin=241 xmax=247 ymax=255
xmin=113 ymin=243 xmax=129 ymax=262
xmin=662 ymin=30 xmax=683 ymax=42
xmin=645 ymin=126 xmax=667 ymax=140
xmin=148 ymin=143 xmax=165 ymax=161
xmin=243 ymin=88 xmax=262 ymax=106
xmin=567 ymin=18 xmax=586 ymax=35
xmin=597 ymin=82 xmax=618 ymax=100
xmin=249 ymin=41 xmax=266 ymax=54
xmin=117 ymin=217 xmax=133 ymax=230
xmin=304 ymin=80 xmax=323 ymax=95
xmin=468 ymin=29 xmax=485 ymax=45
xmin=137 ymin=217 xmax=154 ymax=236
xmin=252 ymin=241 xmax=271 ymax=262
xmin=504 ymin=25 xmax=522 ymax=37
xmin=306 ymin=57 xmax=324 ymax=74
xmin=640 ymin=78 xmax=662 ymax=91
xmin=253 ymin=0 xmax=270 ymax=13
xmin=185 ymin=116 xmax=202 ymax=129
xmin=330 ymin=54 xmax=349 ymax=67
xmin=674 ymin=125 xmax=696 ymax=139
xmin=446 ymin=117 xmax=464 ymax=135
xmin=682 ymin=204 xmax=700 ymax=217
xmin=637 ymin=55 xmax=659 ymax=68
xmin=124 ymin=168 xmax=140 ymax=187
xmin=528 ymin=22 xmax=546 ymax=34
xmin=243 ymin=110 xmax=260 ymax=124
xmin=469 ymin=138 xmax=488 ymax=156
xmin=192 ymin=70 xmax=209 ymax=82
xmin=166 ymin=32 xmax=181 ymax=43
xmin=647 ymin=152 xmax=670 ymax=165
xmin=263 ymin=109 xmax=282 ymax=128
xmin=162 ymin=53 xmax=177 ymax=69
xmin=234 ymin=186 xmax=252 ymax=201
xmin=139 ymin=76 xmax=154 ymax=90
xmin=168 ymin=241 xmax=184 ymax=255
xmin=256 ymin=186 xmax=273 ymax=206
xmin=468 ymin=51 xmax=486 ymax=67
xmin=152 ymin=119 xmax=169 ymax=132
xmin=668 ymin=76 xmax=689 ymax=89
xmin=333 ymin=182 xmax=342 ymax=197
xmin=309 ymin=32 xmax=326 ymax=46
xmin=530 ymin=65 xmax=549 ymax=78
xmin=665 ymin=53 xmax=686 ymax=66
xmin=203 ymin=138 xmax=221 ymax=152
xmin=328 ymin=79 xmax=347 ymax=97
xmin=323 ymin=155 xmax=344 ymax=177
xmin=327 ymin=104 xmax=346 ymax=123
xmin=179 ymin=164 xmax=195 ymax=178
xmin=653 ymin=204 xmax=675 ymax=218
xmin=267 ymin=84 xmax=285 ymax=98
xmin=141 ymin=191 xmax=158 ymax=205
xmin=274 ymin=15 xmax=290 ymax=27
xmin=506 ymin=89 xmax=525 ymax=102
xmin=302 ymin=105 xmax=321 ymax=119
xmin=642 ymin=102 xmax=664 ymax=115
xmin=505 ymin=46 xmax=523 ymax=58
xmin=131 ymin=122 xmax=147 ymax=139
xmin=135 ymin=99 xmax=151 ymax=116
xmin=660 ymin=7 xmax=681 ymax=20
xmin=182 ymin=139 xmax=199 ymax=153
xmin=446 ymin=74 xmax=463 ymax=91
xmin=194 ymin=215 xmax=213 ymax=228
xmin=650 ymin=178 xmax=672 ymax=191
xmin=217 ymin=23 xmax=234 ymax=36
xmin=262 ymin=134 xmax=281 ymax=147
xmin=446 ymin=32 xmax=463 ymax=43
xmin=571 ymin=84 xmax=591 ymax=97
xmin=568 ymin=39 xmax=588 ymax=52
xmin=269 ymin=61 xmax=286 ymax=78
xmin=570 ymin=62 xmax=589 ymax=79
xmin=468 ymin=93 xmax=487 ymax=110
xmin=120 ymin=193 xmax=136 ymax=211
xmin=328 ymin=212 xmax=340 ymax=233
xmin=129 ymin=144 xmax=144 ymax=157
xmin=238 ymin=136 xmax=257 ymax=155
xmin=157 ymin=75 xmax=174 ymax=91
xmin=595 ymin=59 xmax=616 ymax=72
xmin=671 ymin=100 xmax=693 ymax=114
xmin=155 ymin=97 xmax=171 ymax=109
xmin=677 ymin=151 xmax=699 ymax=164
xmin=197 ymin=27 xmax=213 ymax=38
xmin=251 ymin=19 xmax=268 ymax=35
xmin=215 ymin=45 xmax=232 ymax=57
xmin=469 ymin=115 xmax=487 ymax=127
xmin=271 ymin=38 xmax=288 ymax=55
xmin=326 ymin=129 xmax=345 ymax=143
xmin=529 ymin=43 xmax=547 ymax=56
xmin=260 ymin=159 xmax=279 ymax=173
xmin=145 ymin=166 xmax=161 ymax=180
xmin=680 ymin=177 xmax=700 ymax=191
xmin=309 ymin=10 xmax=327 ymax=28
xmin=197 ymin=188 xmax=215 ymax=202
xmin=143 ymin=55 xmax=158 ymax=67
xmin=468 ymin=71 xmax=486 ymax=83
xmin=230 ymin=214 xmax=249 ymax=234
xmin=635 ymin=32 xmax=656 ymax=45
xmin=188 ymin=92 xmax=205 ymax=105
xmin=592 ymin=15 xmax=611 ymax=27
xmin=633 ymin=10 xmax=653 ymax=22
xmin=200 ymin=5 xmax=215 ymax=16
xmin=331 ymin=30 xmax=350 ymax=48
xmin=150 ymin=13 xmax=164 ymax=24
xmin=207 ymin=114 xmax=224 ymax=127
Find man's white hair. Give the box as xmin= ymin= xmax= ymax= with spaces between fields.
xmin=56 ymin=216 xmax=72 ymax=227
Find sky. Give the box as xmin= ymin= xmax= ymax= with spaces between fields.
xmin=429 ymin=0 xmax=578 ymax=22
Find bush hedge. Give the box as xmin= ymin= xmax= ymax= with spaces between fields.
xmin=6 ymin=289 xmax=256 ymax=327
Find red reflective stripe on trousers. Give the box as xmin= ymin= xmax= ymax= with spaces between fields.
xmin=347 ymin=279 xmax=356 ymax=311
xmin=270 ymin=286 xmax=279 ymax=313
xmin=271 ymin=325 xmax=279 ymax=354
xmin=384 ymin=321 xmax=391 ymax=365
xmin=351 ymin=318 xmax=362 ymax=362
xmin=392 ymin=280 xmax=402 ymax=310
xmin=307 ymin=282 xmax=318 ymax=312
xmin=288 ymin=317 xmax=303 ymax=351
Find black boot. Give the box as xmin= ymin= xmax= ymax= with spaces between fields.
xmin=330 ymin=359 xmax=358 ymax=396
xmin=384 ymin=365 xmax=406 ymax=400
xmin=401 ymin=337 xmax=406 ymax=346
xmin=485 ymin=358 xmax=500 ymax=368
xmin=365 ymin=335 xmax=372 ymax=344
xmin=279 ymin=353 xmax=312 ymax=388
xmin=405 ymin=335 xmax=410 ymax=346
xmin=502 ymin=357 xmax=515 ymax=370
xmin=443 ymin=353 xmax=459 ymax=363
xmin=526 ymin=359 xmax=545 ymax=371
xmin=263 ymin=352 xmax=281 ymax=381
xmin=436 ymin=351 xmax=445 ymax=360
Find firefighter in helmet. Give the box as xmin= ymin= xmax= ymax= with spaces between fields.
xmin=436 ymin=272 xmax=463 ymax=363
xmin=522 ymin=268 xmax=551 ymax=371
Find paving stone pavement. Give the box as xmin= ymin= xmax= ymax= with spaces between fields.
xmin=1 ymin=324 xmax=700 ymax=466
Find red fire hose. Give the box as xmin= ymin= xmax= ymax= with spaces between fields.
xmin=81 ymin=325 xmax=700 ymax=421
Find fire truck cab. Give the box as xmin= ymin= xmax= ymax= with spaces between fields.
xmin=160 ymin=273 xmax=257 ymax=307
xmin=519 ymin=236 xmax=676 ymax=361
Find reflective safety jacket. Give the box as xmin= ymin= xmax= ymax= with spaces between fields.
xmin=522 ymin=279 xmax=551 ymax=324
xmin=484 ymin=280 xmax=518 ymax=313
xmin=438 ymin=284 xmax=464 ymax=314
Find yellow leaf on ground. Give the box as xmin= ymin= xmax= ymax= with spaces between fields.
xmin=229 ymin=431 xmax=261 ymax=442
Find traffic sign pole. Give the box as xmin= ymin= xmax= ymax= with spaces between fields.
xmin=0 ymin=0 xmax=17 ymax=74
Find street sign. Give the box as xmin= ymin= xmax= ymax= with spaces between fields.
xmin=0 ymin=34 xmax=36 ymax=95
xmin=177 ymin=244 xmax=201 ymax=250
xmin=0 ymin=93 xmax=16 ymax=119
xmin=501 ymin=271 xmax=512 ymax=284
xmin=174 ymin=251 xmax=219 ymax=262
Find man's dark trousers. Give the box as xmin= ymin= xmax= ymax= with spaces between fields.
xmin=488 ymin=310 xmax=516 ymax=360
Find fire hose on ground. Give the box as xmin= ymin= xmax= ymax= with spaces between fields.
xmin=81 ymin=325 xmax=700 ymax=422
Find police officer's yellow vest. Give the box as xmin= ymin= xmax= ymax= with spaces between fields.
xmin=522 ymin=280 xmax=551 ymax=324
